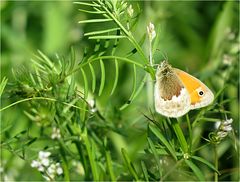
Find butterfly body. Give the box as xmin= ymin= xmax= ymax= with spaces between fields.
xmin=154 ymin=61 xmax=214 ymax=118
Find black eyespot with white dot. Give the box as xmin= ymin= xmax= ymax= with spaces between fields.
xmin=198 ymin=90 xmax=204 ymax=96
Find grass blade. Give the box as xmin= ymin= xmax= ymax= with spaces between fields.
xmin=0 ymin=77 xmax=8 ymax=97
xmin=121 ymin=148 xmax=139 ymax=181
xmin=119 ymin=64 xmax=136 ymax=110
xmin=147 ymin=138 xmax=162 ymax=178
xmin=73 ymin=2 xmax=101 ymax=7
xmin=89 ymin=35 xmax=126 ymax=40
xmin=84 ymin=28 xmax=120 ymax=36
xmin=78 ymin=9 xmax=105 ymax=14
xmin=98 ymin=59 xmax=105 ymax=96
xmin=106 ymin=151 xmax=116 ymax=181
xmin=110 ymin=59 xmax=119 ymax=95
xmin=185 ymin=160 xmax=205 ymax=181
xmin=149 ymin=124 xmax=177 ymax=161
xmin=80 ymin=68 xmax=88 ymax=99
xmin=191 ymin=156 xmax=220 ymax=175
xmin=83 ymin=130 xmax=99 ymax=181
xmin=78 ymin=19 xmax=113 ymax=24
xmin=89 ymin=63 xmax=96 ymax=93
xmin=141 ymin=161 xmax=149 ymax=182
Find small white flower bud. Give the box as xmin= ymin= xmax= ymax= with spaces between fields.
xmin=147 ymin=22 xmax=156 ymax=42
xmin=127 ymin=4 xmax=134 ymax=17
xmin=41 ymin=158 xmax=50 ymax=167
xmin=31 ymin=160 xmax=40 ymax=168
xmin=39 ymin=151 xmax=51 ymax=159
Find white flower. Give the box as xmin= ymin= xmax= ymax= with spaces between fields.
xmin=147 ymin=22 xmax=156 ymax=42
xmin=31 ymin=160 xmax=40 ymax=168
xmin=47 ymin=164 xmax=56 ymax=175
xmin=38 ymin=165 xmax=44 ymax=172
xmin=51 ymin=127 xmax=61 ymax=139
xmin=43 ymin=175 xmax=51 ymax=181
xmin=56 ymin=166 xmax=63 ymax=175
xmin=41 ymin=158 xmax=50 ymax=167
xmin=215 ymin=118 xmax=233 ymax=140
xmin=214 ymin=121 xmax=221 ymax=129
xmin=31 ymin=160 xmax=45 ymax=172
xmin=223 ymin=54 xmax=233 ymax=66
xmin=39 ymin=151 xmax=51 ymax=159
xmin=127 ymin=4 xmax=134 ymax=17
xmin=223 ymin=118 xmax=233 ymax=125
xmin=88 ymin=99 xmax=97 ymax=112
xmin=72 ymin=161 xmax=85 ymax=175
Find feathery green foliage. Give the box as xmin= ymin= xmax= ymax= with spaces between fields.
xmin=1 ymin=0 xmax=239 ymax=181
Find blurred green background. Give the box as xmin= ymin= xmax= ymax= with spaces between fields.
xmin=1 ymin=1 xmax=239 ymax=181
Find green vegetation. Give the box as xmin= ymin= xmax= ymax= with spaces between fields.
xmin=1 ymin=1 xmax=239 ymax=181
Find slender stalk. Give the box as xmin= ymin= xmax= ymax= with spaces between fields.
xmin=147 ymin=38 xmax=154 ymax=107
xmin=214 ymin=145 xmax=218 ymax=182
xmin=0 ymin=97 xmax=87 ymax=112
xmin=59 ymin=141 xmax=70 ymax=182
xmin=186 ymin=114 xmax=192 ymax=152
xmin=100 ymin=2 xmax=149 ymax=64
xmin=170 ymin=118 xmax=188 ymax=154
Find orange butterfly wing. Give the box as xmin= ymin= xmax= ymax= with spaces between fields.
xmin=174 ymin=68 xmax=214 ymax=109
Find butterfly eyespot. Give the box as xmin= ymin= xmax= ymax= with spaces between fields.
xmin=198 ymin=90 xmax=204 ymax=96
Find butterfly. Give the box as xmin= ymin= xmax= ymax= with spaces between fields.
xmin=154 ymin=61 xmax=214 ymax=118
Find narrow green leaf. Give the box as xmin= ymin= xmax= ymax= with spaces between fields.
xmin=69 ymin=47 xmax=76 ymax=72
xmin=89 ymin=63 xmax=96 ymax=93
xmin=73 ymin=1 xmax=101 ymax=7
xmin=98 ymin=59 xmax=105 ymax=96
xmin=35 ymin=68 xmax=44 ymax=89
xmin=110 ymin=59 xmax=119 ymax=95
xmin=59 ymin=141 xmax=70 ymax=182
xmin=89 ymin=35 xmax=126 ymax=40
xmin=106 ymin=151 xmax=116 ymax=181
xmin=119 ymin=65 xmax=136 ymax=110
xmin=185 ymin=160 xmax=205 ymax=181
xmin=83 ymin=130 xmax=99 ymax=181
xmin=80 ymin=68 xmax=88 ymax=99
xmin=141 ymin=161 xmax=149 ymax=182
xmin=78 ymin=19 xmax=113 ymax=24
xmin=0 ymin=77 xmax=8 ymax=97
xmin=121 ymin=148 xmax=139 ymax=181
xmin=84 ymin=28 xmax=120 ymax=36
xmin=132 ymin=74 xmax=147 ymax=101
xmin=25 ymin=137 xmax=37 ymax=146
xmin=66 ymin=77 xmax=75 ymax=98
xmin=149 ymin=124 xmax=177 ymax=161
xmin=191 ymin=156 xmax=220 ymax=175
xmin=37 ymin=50 xmax=57 ymax=72
xmin=31 ymin=58 xmax=46 ymax=71
xmin=147 ymin=138 xmax=162 ymax=178
xmin=171 ymin=118 xmax=189 ymax=154
xmin=78 ymin=9 xmax=105 ymax=14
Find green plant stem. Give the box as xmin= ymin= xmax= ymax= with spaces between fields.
xmin=186 ymin=114 xmax=192 ymax=152
xmin=170 ymin=118 xmax=188 ymax=154
xmin=65 ymin=125 xmax=90 ymax=179
xmin=147 ymin=38 xmax=154 ymax=108
xmin=214 ymin=145 xmax=218 ymax=182
xmin=65 ymin=55 xmax=144 ymax=80
xmin=100 ymin=2 xmax=149 ymax=65
xmin=59 ymin=141 xmax=70 ymax=182
xmin=0 ymin=97 xmax=88 ymax=112
xmin=82 ymin=129 xmax=99 ymax=181
xmin=106 ymin=151 xmax=116 ymax=181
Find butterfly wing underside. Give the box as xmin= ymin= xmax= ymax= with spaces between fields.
xmin=174 ymin=68 xmax=214 ymax=109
